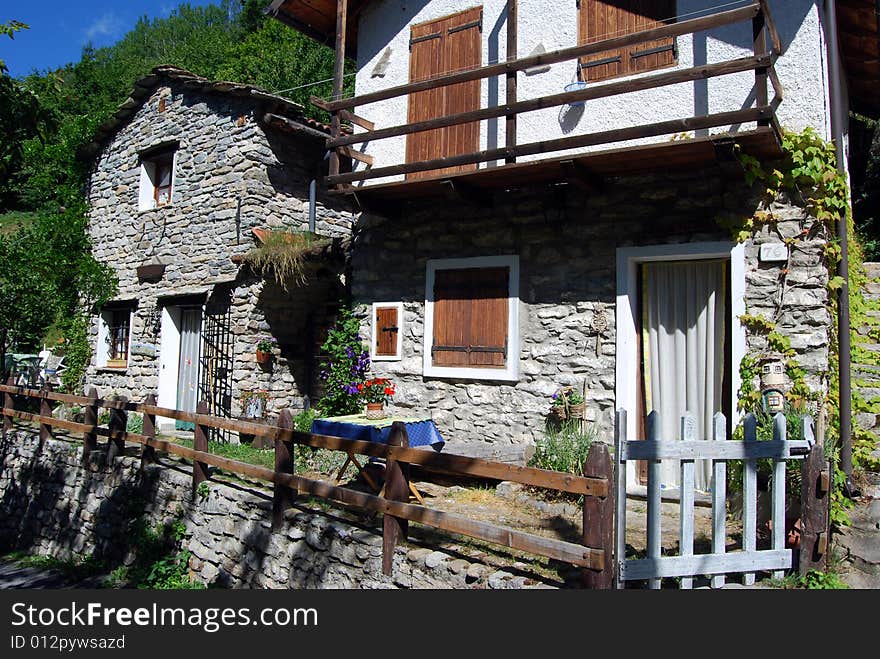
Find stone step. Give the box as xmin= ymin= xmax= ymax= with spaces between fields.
xmin=862 ymin=262 xmax=880 ymax=280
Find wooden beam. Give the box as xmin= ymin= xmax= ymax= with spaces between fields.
xmin=328 ymin=0 xmax=348 ymax=181
xmin=336 ymin=145 xmax=373 ymax=166
xmin=560 ymin=160 xmax=602 ymax=194
xmin=327 ymin=106 xmax=774 ymax=185
xmin=753 ymin=12 xmax=770 ymax=127
xmin=321 ymin=3 xmax=760 ymax=112
xmin=757 ymin=0 xmax=783 ymax=55
xmin=341 ymin=109 xmax=374 ymax=131
xmin=328 ymin=55 xmax=772 ymax=149
xmin=506 ymin=0 xmax=518 ymax=163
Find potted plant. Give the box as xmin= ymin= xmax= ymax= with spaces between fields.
xmin=255 ymin=336 xmax=277 ymax=364
xmin=550 ymin=387 xmax=586 ymax=421
xmin=359 ymin=377 xmax=395 ymax=419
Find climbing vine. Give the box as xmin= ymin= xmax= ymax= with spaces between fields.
xmin=725 ymin=127 xmax=879 ymax=527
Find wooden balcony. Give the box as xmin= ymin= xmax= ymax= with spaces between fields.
xmin=306 ymin=0 xmax=785 ymax=204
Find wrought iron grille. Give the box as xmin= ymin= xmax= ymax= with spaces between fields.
xmin=199 ymin=288 xmax=233 ymax=442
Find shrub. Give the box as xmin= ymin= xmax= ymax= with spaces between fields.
xmin=317 ymin=307 xmax=369 ymax=416
xmin=530 ymin=421 xmax=596 ymax=475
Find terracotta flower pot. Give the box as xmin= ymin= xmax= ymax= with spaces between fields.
xmin=365 ymin=402 xmax=385 ymax=420
xmin=255 ymin=349 xmax=271 ymax=364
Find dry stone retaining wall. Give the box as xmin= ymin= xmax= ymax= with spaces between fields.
xmin=0 ymin=431 xmax=552 ymax=589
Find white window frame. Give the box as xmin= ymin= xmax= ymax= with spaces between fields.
xmin=423 ymin=255 xmax=520 ymax=382
xmin=138 ymin=149 xmax=176 ymax=211
xmin=371 ymin=301 xmax=404 ymax=362
xmin=96 ymin=306 xmax=134 ymax=369
xmin=615 ymin=241 xmax=745 ymax=487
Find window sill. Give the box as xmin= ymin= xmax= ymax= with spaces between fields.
xmin=138 ymin=204 xmax=175 ymax=215
xmin=423 ymin=364 xmax=519 ymax=382
xmin=96 ymin=366 xmax=128 ymax=373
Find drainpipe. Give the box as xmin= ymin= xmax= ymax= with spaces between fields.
xmin=824 ymin=0 xmax=855 ymax=495
xmin=309 ymin=151 xmax=331 ymax=234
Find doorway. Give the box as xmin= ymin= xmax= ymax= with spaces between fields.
xmin=157 ymin=300 xmax=204 ymax=432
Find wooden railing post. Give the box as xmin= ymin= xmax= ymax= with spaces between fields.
xmin=742 ymin=412 xmax=758 ymax=585
xmin=382 ymin=421 xmax=410 ymax=576
xmin=83 ymin=387 xmax=99 ymax=464
xmin=192 ymin=400 xmax=210 ymax=495
xmin=505 ymin=0 xmax=518 ymax=163
xmin=582 ymin=441 xmax=614 ymax=589
xmin=141 ymin=393 xmax=157 ymax=470
xmin=753 ymin=5 xmax=769 ymax=126
xmin=678 ymin=413 xmax=697 ymax=589
xmin=328 ymin=0 xmax=347 ymax=186
xmin=710 ymin=412 xmax=728 ymax=589
xmin=614 ymin=409 xmax=627 ymax=589
xmin=799 ymin=417 xmax=828 ymax=575
xmin=39 ymin=384 xmax=53 ymax=442
xmin=3 ymin=375 xmax=15 ymax=436
xmin=273 ymin=409 xmax=296 ymax=530
xmin=107 ymin=395 xmax=127 ymax=461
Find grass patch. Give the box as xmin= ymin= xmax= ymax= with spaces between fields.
xmin=4 ymin=551 xmax=107 ymax=582
xmin=0 ymin=211 xmax=39 ymax=235
xmin=768 ymin=569 xmax=849 ymax=590
xmin=448 ymin=486 xmax=498 ymax=506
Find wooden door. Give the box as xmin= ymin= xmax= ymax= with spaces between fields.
xmin=579 ymin=0 xmax=676 ymax=82
xmin=406 ymin=7 xmax=482 ymax=180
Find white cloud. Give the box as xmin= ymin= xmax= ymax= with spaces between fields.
xmin=84 ymin=13 xmax=125 ymax=43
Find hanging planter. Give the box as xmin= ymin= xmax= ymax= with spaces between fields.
xmin=255 ymin=336 xmax=277 ymax=365
xmin=255 ymin=349 xmax=271 ymax=364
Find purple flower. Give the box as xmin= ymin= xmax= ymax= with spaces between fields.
xmin=342 ymin=383 xmax=360 ymax=395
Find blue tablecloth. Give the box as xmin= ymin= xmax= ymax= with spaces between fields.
xmin=311 ymin=414 xmax=445 ymax=451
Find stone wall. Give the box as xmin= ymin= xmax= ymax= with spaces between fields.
xmin=85 ymin=76 xmax=354 ymax=419
xmin=352 ymin=164 xmax=831 ymax=461
xmin=0 ymin=431 xmax=552 ymax=589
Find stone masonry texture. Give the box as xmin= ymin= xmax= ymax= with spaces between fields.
xmin=84 ymin=75 xmax=354 ymax=420
xmin=0 ymin=432 xmax=553 ymax=589
xmin=352 ymin=164 xmax=831 ymax=462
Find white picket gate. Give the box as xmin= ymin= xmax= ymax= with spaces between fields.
xmin=614 ymin=408 xmax=815 ymax=589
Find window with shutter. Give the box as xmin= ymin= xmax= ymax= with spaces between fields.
xmin=406 ymin=6 xmax=482 ymax=180
xmin=424 ymin=256 xmax=519 ymax=382
xmin=139 ymin=147 xmax=176 ymax=210
xmin=372 ymin=302 xmax=403 ymax=361
xmin=578 ymin=1 xmax=676 ymax=82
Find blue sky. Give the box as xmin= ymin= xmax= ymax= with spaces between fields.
xmin=2 ymin=1 xmax=219 ymax=78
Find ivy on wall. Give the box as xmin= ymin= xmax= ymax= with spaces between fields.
xmin=724 ymin=128 xmax=880 ymax=526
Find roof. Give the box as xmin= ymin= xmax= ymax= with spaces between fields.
xmin=837 ymin=0 xmax=880 ymax=117
xmin=267 ymin=0 xmax=371 ymax=59
xmin=78 ymin=65 xmax=331 ymax=160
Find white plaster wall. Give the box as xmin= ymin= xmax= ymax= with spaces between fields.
xmin=353 ymin=0 xmax=830 ymax=185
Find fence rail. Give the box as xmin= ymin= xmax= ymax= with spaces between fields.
xmin=0 ymin=381 xmax=614 ymax=585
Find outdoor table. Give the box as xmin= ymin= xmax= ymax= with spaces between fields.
xmin=310 ymin=414 xmax=445 ymax=503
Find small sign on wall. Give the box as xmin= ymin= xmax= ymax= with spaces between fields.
xmin=759 ymin=243 xmax=788 ymax=263
xmin=130 ymin=342 xmax=157 ymax=358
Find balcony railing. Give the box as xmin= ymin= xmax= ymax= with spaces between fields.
xmin=313 ymin=0 xmax=783 ymax=191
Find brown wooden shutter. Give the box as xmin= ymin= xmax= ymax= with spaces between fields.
xmin=579 ymin=1 xmax=676 ymax=82
xmin=406 ymin=7 xmax=482 ymax=180
xmin=432 ymin=267 xmax=508 ymax=368
xmin=375 ymin=306 xmax=399 ymax=357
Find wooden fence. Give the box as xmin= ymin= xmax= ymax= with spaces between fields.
xmin=0 ymin=380 xmax=615 ymax=587
xmin=614 ymin=408 xmax=830 ymax=588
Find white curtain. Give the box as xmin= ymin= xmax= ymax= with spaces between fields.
xmin=642 ymin=260 xmax=726 ymax=491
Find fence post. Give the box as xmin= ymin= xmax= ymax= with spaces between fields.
xmin=3 ymin=375 xmax=15 ymax=436
xmin=614 ymin=409 xmax=627 ymax=589
xmin=770 ymin=411 xmax=787 ymax=579
xmin=710 ymin=412 xmax=727 ymax=589
xmin=742 ymin=412 xmax=758 ymax=586
xmin=645 ymin=410 xmax=661 ymax=589
xmin=107 ymin=395 xmax=127 ymax=462
xmin=678 ymin=413 xmax=697 ymax=589
xmin=582 ymin=441 xmax=614 ymax=589
xmin=141 ymin=393 xmax=157 ymax=471
xmin=382 ymin=421 xmax=410 ymax=577
xmin=192 ymin=401 xmax=210 ymax=495
xmin=82 ymin=387 xmax=98 ymax=464
xmin=799 ymin=417 xmax=828 ymax=575
xmin=39 ymin=384 xmax=53 ymax=442
xmin=273 ymin=409 xmax=296 ymax=531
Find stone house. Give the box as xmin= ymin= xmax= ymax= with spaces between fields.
xmin=81 ymin=65 xmax=354 ymax=431
xmin=268 ymin=0 xmax=875 ymax=481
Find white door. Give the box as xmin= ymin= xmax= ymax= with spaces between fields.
xmin=175 ymin=308 xmax=201 ymax=430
